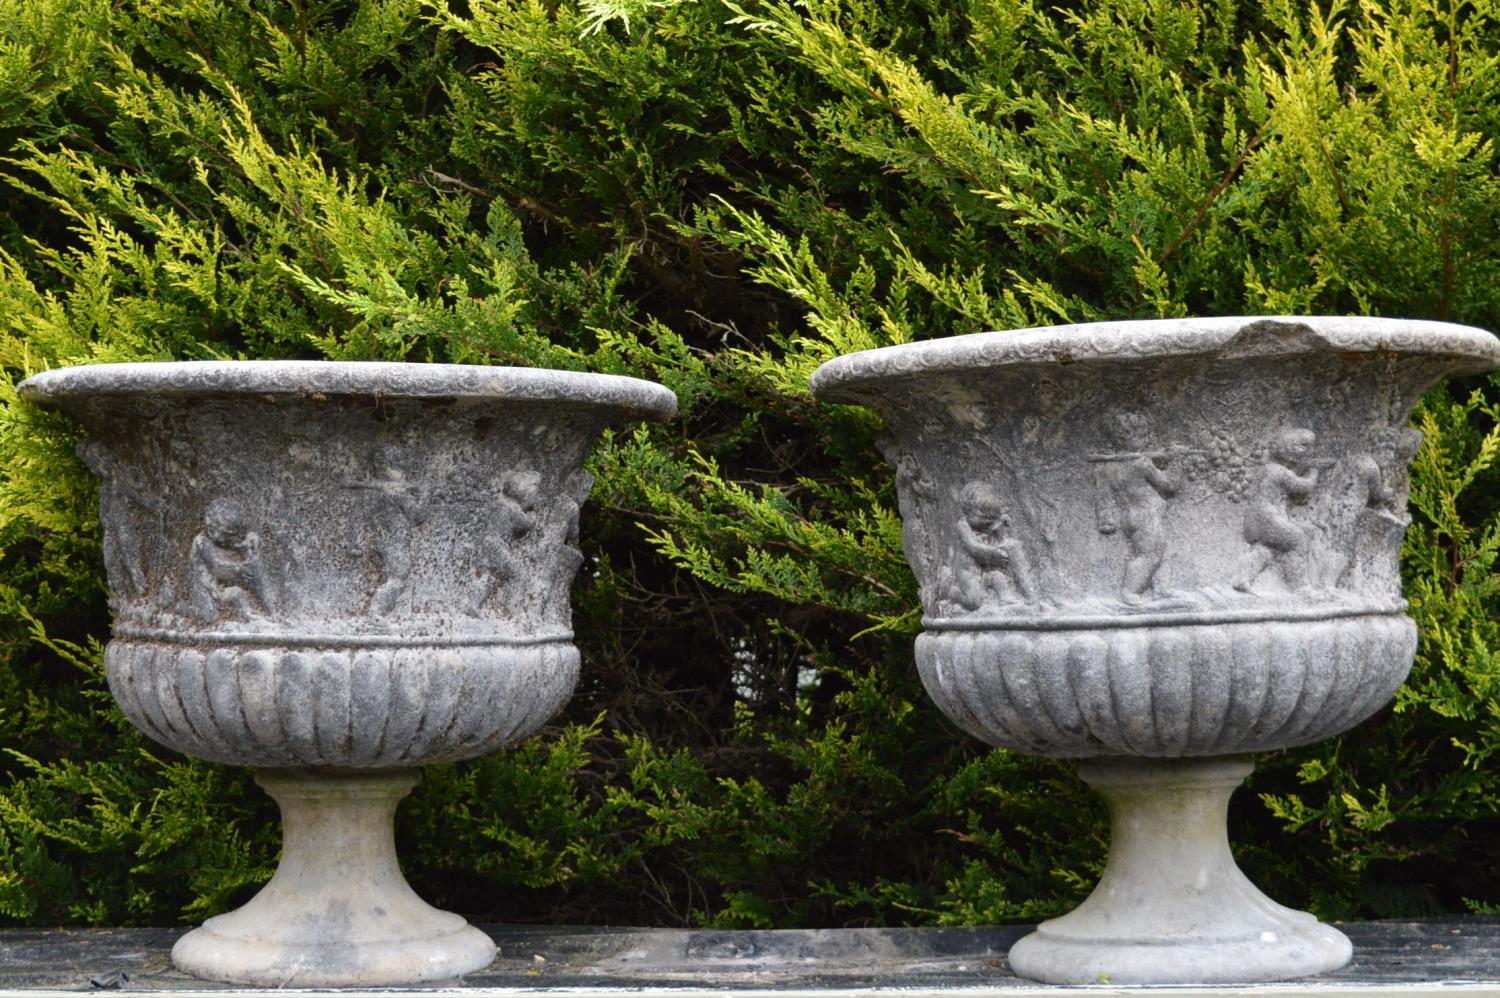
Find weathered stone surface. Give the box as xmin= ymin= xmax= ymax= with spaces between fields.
xmin=812 ymin=318 xmax=1498 ymax=755
xmin=21 ymin=362 xmax=674 ymax=769
xmin=917 ymin=615 xmax=1415 ymax=757
xmin=169 ymin=770 xmax=496 ymax=988
xmin=1008 ymin=757 xmax=1351 ymax=985
xmin=103 ymin=640 xmax=579 ymax=767
xmin=3 ymin=921 xmax=1500 ymax=992
xmin=811 ymin=316 xmax=1500 ymax=985
xmin=18 ymin=361 xmax=677 ymax=987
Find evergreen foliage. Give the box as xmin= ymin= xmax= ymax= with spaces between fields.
xmin=1 ymin=0 xmax=1499 ymax=927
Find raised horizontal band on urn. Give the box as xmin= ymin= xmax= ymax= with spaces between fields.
xmin=922 ymin=600 xmax=1407 ymax=632
xmin=111 ymin=625 xmax=575 ymax=648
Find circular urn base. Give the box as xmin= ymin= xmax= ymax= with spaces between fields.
xmin=171 ymin=769 xmax=495 ymax=987
xmin=1007 ymin=757 xmax=1350 ymax=985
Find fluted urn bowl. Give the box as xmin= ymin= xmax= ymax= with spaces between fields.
xmin=810 ymin=317 xmax=1500 ymax=985
xmin=19 ymin=361 xmax=677 ymax=987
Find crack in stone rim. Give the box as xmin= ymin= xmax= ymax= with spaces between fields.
xmin=809 ymin=315 xmax=1500 ymax=399
xmin=18 ymin=360 xmax=679 ymax=420
xmin=922 ymin=602 xmax=1407 ymax=631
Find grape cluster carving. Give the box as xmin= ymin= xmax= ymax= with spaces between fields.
xmin=1181 ymin=431 xmax=1267 ymax=503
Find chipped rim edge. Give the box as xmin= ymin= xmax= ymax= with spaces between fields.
xmin=809 ymin=316 xmax=1500 ymax=401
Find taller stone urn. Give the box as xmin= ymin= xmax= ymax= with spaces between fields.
xmin=810 ymin=317 xmax=1500 ymax=985
xmin=19 ymin=361 xmax=677 ymax=987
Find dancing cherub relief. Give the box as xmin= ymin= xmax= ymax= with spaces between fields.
xmin=947 ymin=481 xmax=1038 ymax=613
xmin=1090 ymin=410 xmax=1186 ymax=606
xmin=467 ymin=469 xmax=542 ymax=617
xmin=189 ymin=498 xmax=275 ymax=621
xmin=1234 ymin=428 xmax=1330 ymax=594
xmin=347 ymin=445 xmax=429 ymax=618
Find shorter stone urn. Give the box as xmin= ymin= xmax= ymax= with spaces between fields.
xmin=810 ymin=317 xmax=1500 ymax=985
xmin=19 ymin=361 xmax=677 ymax=987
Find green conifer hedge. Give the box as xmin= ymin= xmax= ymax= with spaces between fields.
xmin=2 ymin=0 xmax=1500 ymax=927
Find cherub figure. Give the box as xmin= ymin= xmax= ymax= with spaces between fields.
xmin=951 ymin=481 xmax=1037 ymax=612
xmin=1343 ymin=426 xmax=1424 ymax=594
xmin=539 ymin=469 xmax=595 ymax=621
xmin=1234 ymin=428 xmax=1326 ymax=593
xmin=1092 ymin=411 xmax=1183 ymax=604
xmin=189 ymin=498 xmax=274 ymax=621
xmin=350 ymin=445 xmax=428 ymax=618
xmin=467 ymin=469 xmax=542 ymax=616
xmin=1355 ymin=427 xmax=1423 ymax=524
xmin=77 ymin=439 xmax=155 ymax=600
xmin=878 ymin=435 xmax=940 ymax=605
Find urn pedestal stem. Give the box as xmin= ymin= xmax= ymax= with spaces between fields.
xmin=170 ymin=769 xmax=495 ymax=987
xmin=1007 ymin=756 xmax=1350 ymax=984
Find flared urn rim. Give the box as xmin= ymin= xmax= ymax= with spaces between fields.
xmin=809 ymin=315 xmax=1500 ymax=399
xmin=19 ymin=359 xmax=679 ymax=420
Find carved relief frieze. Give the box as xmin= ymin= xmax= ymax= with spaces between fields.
xmin=467 ymin=469 xmax=542 ymax=617
xmin=538 ymin=469 xmax=595 ymax=626
xmin=1089 ymin=410 xmax=1187 ymax=607
xmin=877 ymin=354 xmax=1442 ymax=622
xmin=1232 ymin=428 xmax=1329 ymax=595
xmin=1341 ymin=426 xmax=1424 ymax=597
xmin=77 ymin=439 xmax=157 ymax=604
xmin=944 ymin=480 xmax=1039 ymax=614
xmin=877 ymin=433 xmax=942 ymax=605
xmin=66 ymin=397 xmax=618 ymax=643
xmin=188 ymin=498 xmax=277 ymax=622
xmin=348 ymin=444 xmax=430 ymax=618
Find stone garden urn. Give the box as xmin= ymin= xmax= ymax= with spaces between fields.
xmin=809 ymin=317 xmax=1500 ymax=985
xmin=18 ymin=361 xmax=677 ymax=987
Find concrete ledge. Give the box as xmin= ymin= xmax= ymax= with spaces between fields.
xmin=2 ymin=921 xmax=1498 ymax=995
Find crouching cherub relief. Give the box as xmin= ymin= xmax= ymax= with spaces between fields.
xmin=1355 ymin=427 xmax=1423 ymax=524
xmin=944 ymin=481 xmax=1038 ymax=613
xmin=1233 ymin=428 xmax=1331 ymax=594
xmin=189 ymin=498 xmax=275 ymax=621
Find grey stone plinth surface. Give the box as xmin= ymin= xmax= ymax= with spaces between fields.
xmin=18 ymin=361 xmax=678 ymax=987
xmin=1007 ymin=757 xmax=1351 ymax=985
xmin=811 ymin=317 xmax=1500 ymax=985
xmin=6 ymin=921 xmax=1500 ymax=993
